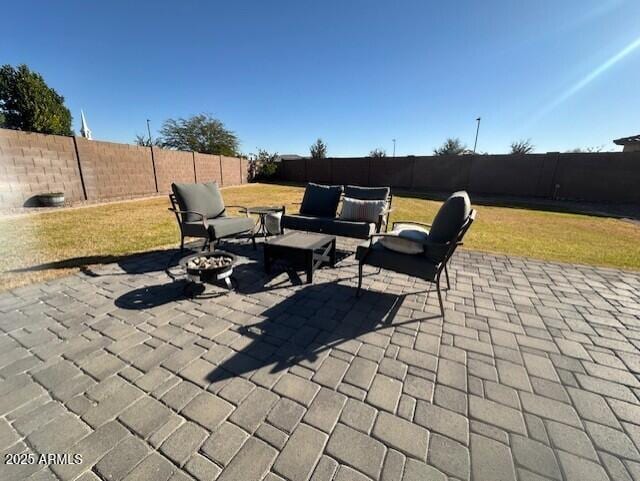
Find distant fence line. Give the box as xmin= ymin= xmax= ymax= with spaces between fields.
xmin=0 ymin=128 xmax=249 ymax=207
xmin=276 ymin=152 xmax=640 ymax=203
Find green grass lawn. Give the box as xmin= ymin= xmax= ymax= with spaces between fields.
xmin=1 ymin=183 xmax=639 ymax=290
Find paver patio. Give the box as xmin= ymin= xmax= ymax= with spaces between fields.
xmin=0 ymin=238 xmax=639 ymax=481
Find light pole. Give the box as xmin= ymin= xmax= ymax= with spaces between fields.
xmin=473 ymin=117 xmax=481 ymax=153
xmin=392 ymin=139 xmax=396 ymax=158
xmin=146 ymin=119 xmax=152 ymax=145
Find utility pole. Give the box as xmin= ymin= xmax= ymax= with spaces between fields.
xmin=392 ymin=139 xmax=396 ymax=158
xmin=473 ymin=117 xmax=481 ymax=153
xmin=146 ymin=119 xmax=153 ymax=145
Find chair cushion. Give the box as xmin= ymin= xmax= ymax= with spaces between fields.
xmin=281 ymin=214 xmax=375 ymax=239
xmin=379 ymin=223 xmax=429 ymax=254
xmin=207 ymin=216 xmax=254 ymax=239
xmin=172 ymin=182 xmax=225 ymax=222
xmin=428 ymin=191 xmax=471 ymax=244
xmin=340 ymin=197 xmax=386 ymax=223
xmin=356 ymin=240 xmax=437 ymax=281
xmin=344 ymin=185 xmax=390 ymax=201
xmin=300 ymin=183 xmax=343 ymax=217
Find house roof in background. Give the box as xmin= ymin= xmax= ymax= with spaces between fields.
xmin=613 ymin=134 xmax=640 ymax=145
xmin=277 ymin=154 xmax=306 ymax=161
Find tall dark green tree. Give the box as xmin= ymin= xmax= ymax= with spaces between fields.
xmin=0 ymin=64 xmax=73 ymax=135
xmin=158 ymin=114 xmax=239 ymax=155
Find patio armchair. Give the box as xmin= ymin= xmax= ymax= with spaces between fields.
xmin=356 ymin=191 xmax=476 ymax=318
xmin=169 ymin=182 xmax=255 ymax=251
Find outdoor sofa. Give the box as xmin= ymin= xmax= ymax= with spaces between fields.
xmin=356 ymin=191 xmax=476 ymax=318
xmin=281 ymin=183 xmax=392 ymax=239
xmin=169 ymin=182 xmax=255 ymax=251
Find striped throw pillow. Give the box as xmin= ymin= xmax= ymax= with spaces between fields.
xmin=339 ymin=197 xmax=386 ymax=223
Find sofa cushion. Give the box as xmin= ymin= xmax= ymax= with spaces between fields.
xmin=428 ymin=191 xmax=471 ymax=244
xmin=281 ymin=214 xmax=375 ymax=239
xmin=207 ymin=216 xmax=254 ymax=239
xmin=344 ymin=185 xmax=390 ymax=201
xmin=379 ymin=223 xmax=429 ymax=254
xmin=300 ymin=183 xmax=343 ymax=217
xmin=340 ymin=197 xmax=386 ymax=223
xmin=172 ymin=182 xmax=225 ymax=222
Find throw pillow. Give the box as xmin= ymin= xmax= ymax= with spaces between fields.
xmin=339 ymin=197 xmax=386 ymax=223
xmin=300 ymin=183 xmax=343 ymax=217
xmin=379 ymin=224 xmax=429 ymax=255
xmin=265 ymin=212 xmax=282 ymax=235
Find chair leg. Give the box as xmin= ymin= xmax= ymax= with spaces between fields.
xmin=436 ymin=272 xmax=445 ymax=319
xmin=252 ymin=234 xmax=257 ymax=250
xmin=445 ymin=264 xmax=451 ymax=290
xmin=357 ymin=262 xmax=363 ymax=296
xmin=180 ymin=236 xmax=184 ymax=253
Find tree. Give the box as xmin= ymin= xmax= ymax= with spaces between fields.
xmin=310 ymin=138 xmax=327 ymax=159
xmin=369 ymin=148 xmax=386 ymax=158
xmin=0 ymin=64 xmax=72 ymax=135
xmin=158 ymin=113 xmax=239 ymax=155
xmin=433 ymin=138 xmax=466 ymax=156
xmin=566 ymin=146 xmax=604 ymax=153
xmin=510 ymin=139 xmax=534 ymax=154
xmin=250 ymin=149 xmax=279 ymax=181
xmin=134 ymin=134 xmax=162 ymax=147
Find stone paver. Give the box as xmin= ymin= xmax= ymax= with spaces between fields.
xmin=1 ymin=238 xmax=640 ymax=481
xmin=326 ymin=424 xmax=386 ymax=480
xmin=273 ymin=423 xmax=328 ymax=480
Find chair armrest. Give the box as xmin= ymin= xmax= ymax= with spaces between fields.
xmin=366 ymin=232 xmax=421 ymax=250
xmin=391 ymin=220 xmax=431 ymax=230
xmin=224 ymin=205 xmax=250 ymax=217
xmin=168 ymin=208 xmax=207 ymax=220
xmin=168 ymin=208 xmax=208 ymax=226
xmin=367 ymin=232 xmax=453 ymax=250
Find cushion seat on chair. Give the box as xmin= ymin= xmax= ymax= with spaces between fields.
xmin=281 ymin=214 xmax=375 ymax=239
xmin=207 ymin=216 xmax=254 ymax=239
xmin=355 ymin=240 xmax=437 ymax=280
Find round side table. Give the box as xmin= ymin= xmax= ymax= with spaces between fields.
xmin=244 ymin=206 xmax=285 ymax=240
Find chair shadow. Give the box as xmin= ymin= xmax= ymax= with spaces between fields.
xmin=10 ymin=250 xmax=181 ymax=276
xmin=114 ymin=280 xmax=208 ymax=309
xmin=205 ymin=282 xmax=441 ymax=384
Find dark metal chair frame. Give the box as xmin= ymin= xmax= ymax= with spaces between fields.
xmin=168 ymin=193 xmax=255 ymax=251
xmin=357 ymin=210 xmax=476 ymax=318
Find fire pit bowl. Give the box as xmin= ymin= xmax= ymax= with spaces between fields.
xmin=179 ymin=250 xmax=236 ymax=289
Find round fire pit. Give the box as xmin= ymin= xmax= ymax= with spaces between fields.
xmin=179 ymin=250 xmax=237 ymax=291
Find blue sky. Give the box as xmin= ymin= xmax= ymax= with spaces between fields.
xmin=3 ymin=0 xmax=639 ymax=155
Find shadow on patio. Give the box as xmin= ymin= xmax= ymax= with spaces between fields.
xmin=201 ymin=282 xmax=440 ymax=384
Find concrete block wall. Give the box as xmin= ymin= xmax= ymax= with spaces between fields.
xmin=0 ymin=128 xmax=248 ymax=207
xmin=75 ymin=137 xmax=156 ymax=200
xmin=194 ymin=153 xmax=222 ymax=185
xmin=0 ymin=129 xmax=85 ymax=206
xmin=154 ymin=149 xmax=195 ymax=193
